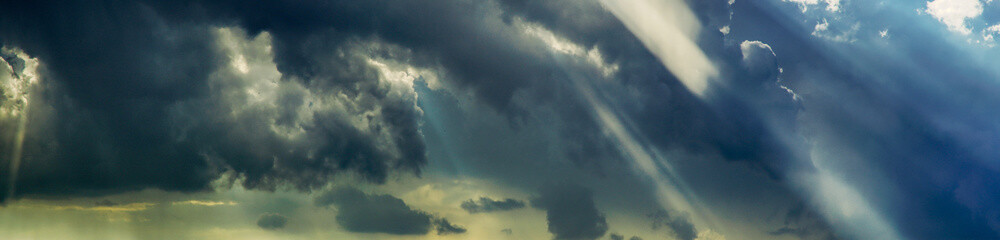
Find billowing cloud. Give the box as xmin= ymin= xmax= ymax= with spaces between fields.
xmin=925 ymin=0 xmax=983 ymax=35
xmin=532 ymin=184 xmax=608 ymax=240
xmin=0 ymin=0 xmax=436 ymax=202
xmin=5 ymin=0 xmax=1000 ymax=239
xmin=461 ymin=197 xmax=526 ymax=213
xmin=256 ymin=213 xmax=288 ymax=230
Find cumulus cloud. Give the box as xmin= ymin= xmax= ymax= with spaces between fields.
xmin=926 ymin=0 xmax=983 ymax=35
xmin=0 ymin=0 xmax=804 ymax=208
xmin=740 ymin=40 xmax=779 ymax=74
xmin=257 ymin=213 xmax=288 ymax=230
xmin=460 ymin=197 xmax=526 ymax=213
xmin=315 ymin=187 xmax=433 ymax=235
xmin=0 ymin=0 xmax=435 ymax=202
xmin=532 ymin=184 xmax=608 ymax=240
xmin=2 ymin=0 xmax=622 ymax=202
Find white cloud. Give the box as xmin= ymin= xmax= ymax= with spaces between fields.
xmin=811 ymin=20 xmax=861 ymax=42
xmin=739 ymin=40 xmax=777 ymax=62
xmin=814 ymin=18 xmax=830 ymax=33
xmin=783 ymin=0 xmax=841 ymax=12
xmin=739 ymin=40 xmax=800 ymax=101
xmin=520 ymin=20 xmax=620 ymax=77
xmin=987 ymin=24 xmax=1000 ymax=33
xmin=925 ymin=0 xmax=983 ymax=35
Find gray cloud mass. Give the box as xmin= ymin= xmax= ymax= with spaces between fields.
xmin=257 ymin=213 xmax=288 ymax=230
xmin=460 ymin=197 xmax=526 ymax=213
xmin=648 ymin=210 xmax=697 ymax=240
xmin=315 ymin=187 xmax=433 ymax=235
xmin=532 ymin=184 xmax=608 ymax=240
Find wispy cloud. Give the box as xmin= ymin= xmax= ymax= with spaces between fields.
xmin=18 ymin=202 xmax=155 ymax=212
xmin=171 ymin=200 xmax=239 ymax=206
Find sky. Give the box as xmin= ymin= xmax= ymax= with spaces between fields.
xmin=2 ymin=0 xmax=1000 ymax=239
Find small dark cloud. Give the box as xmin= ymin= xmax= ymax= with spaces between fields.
xmin=532 ymin=183 xmax=608 ymax=240
xmin=257 ymin=213 xmax=288 ymax=230
xmin=434 ymin=218 xmax=467 ymax=235
xmin=461 ymin=197 xmax=526 ymax=213
xmin=769 ymin=203 xmax=839 ymax=240
xmin=609 ymin=232 xmax=643 ymax=240
xmin=648 ymin=209 xmax=697 ymax=240
xmin=315 ymin=187 xmax=432 ymax=235
xmin=94 ymin=199 xmax=118 ymax=207
xmin=609 ymin=233 xmax=624 ymax=240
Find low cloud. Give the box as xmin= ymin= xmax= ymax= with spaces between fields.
xmin=648 ymin=209 xmax=697 ymax=240
xmin=532 ymin=184 xmax=608 ymax=240
xmin=610 ymin=233 xmax=624 ymax=240
xmin=769 ymin=203 xmax=839 ymax=240
xmin=315 ymin=187 xmax=433 ymax=235
xmin=20 ymin=202 xmax=154 ymax=212
xmin=94 ymin=199 xmax=118 ymax=207
xmin=461 ymin=197 xmax=526 ymax=213
xmin=609 ymin=233 xmax=643 ymax=240
xmin=257 ymin=213 xmax=288 ymax=230
xmin=434 ymin=218 xmax=467 ymax=235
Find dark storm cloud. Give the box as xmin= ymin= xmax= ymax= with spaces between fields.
xmin=532 ymin=184 xmax=608 ymax=240
xmin=315 ymin=187 xmax=432 ymax=235
xmin=648 ymin=210 xmax=697 ymax=240
xmin=257 ymin=213 xmax=288 ymax=230
xmin=0 ymin=0 xmax=570 ymax=201
xmin=0 ymin=1 xmax=223 ymax=201
xmin=501 ymin=0 xmax=802 ymax=177
xmin=434 ymin=218 xmax=467 ymax=235
xmin=0 ymin=0 xmax=430 ymax=201
xmin=460 ymin=197 xmax=526 ymax=213
xmin=0 ymin=0 xmax=812 ymax=206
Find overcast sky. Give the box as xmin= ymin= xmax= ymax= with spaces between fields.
xmin=3 ymin=0 xmax=1000 ymax=239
